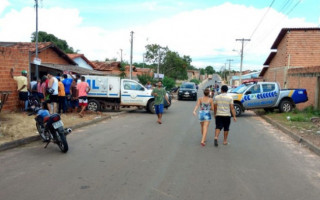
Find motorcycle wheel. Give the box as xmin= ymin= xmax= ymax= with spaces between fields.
xmin=56 ymin=129 xmax=68 ymax=153
xmin=36 ymin=122 xmax=48 ymax=142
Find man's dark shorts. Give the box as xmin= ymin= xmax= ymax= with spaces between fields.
xmin=215 ymin=116 xmax=231 ymax=131
xmin=47 ymin=95 xmax=58 ymax=103
xmin=18 ymin=91 xmax=28 ymax=101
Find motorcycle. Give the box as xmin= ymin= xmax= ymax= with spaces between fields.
xmin=29 ymin=108 xmax=71 ymax=153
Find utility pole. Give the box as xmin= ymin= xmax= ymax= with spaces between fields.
xmin=142 ymin=53 xmax=145 ymax=68
xmin=226 ymin=59 xmax=233 ymax=84
xmin=129 ymin=31 xmax=134 ymax=80
xmin=235 ymin=38 xmax=250 ymax=85
xmin=120 ymin=49 xmax=123 ymax=63
xmin=157 ymin=47 xmax=160 ymax=80
xmin=35 ymin=0 xmax=39 ymax=79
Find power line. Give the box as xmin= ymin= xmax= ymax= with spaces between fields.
xmin=249 ymin=0 xmax=276 ymax=40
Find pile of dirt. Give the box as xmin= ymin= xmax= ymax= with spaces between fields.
xmin=0 ymin=111 xmax=108 ymax=145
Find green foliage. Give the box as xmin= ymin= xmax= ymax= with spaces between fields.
xmin=190 ymin=79 xmax=200 ymax=85
xmin=162 ymin=76 xmax=176 ymax=91
xmin=137 ymin=74 xmax=154 ymax=86
xmin=200 ymin=68 xmax=206 ymax=75
xmin=162 ymin=50 xmax=188 ymax=80
xmin=105 ymin=58 xmax=117 ymax=62
xmin=205 ymin=66 xmax=215 ymax=74
xmin=119 ymin=63 xmax=127 ymax=79
xmin=31 ymin=31 xmax=75 ymax=53
xmin=144 ymin=44 xmax=191 ymax=80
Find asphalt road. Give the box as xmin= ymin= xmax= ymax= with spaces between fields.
xmin=1 ymin=88 xmax=320 ymax=199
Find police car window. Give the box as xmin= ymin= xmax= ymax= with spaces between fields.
xmin=248 ymin=85 xmax=261 ymax=94
xmin=262 ymin=84 xmax=275 ymax=92
xmin=124 ymin=81 xmax=142 ymax=91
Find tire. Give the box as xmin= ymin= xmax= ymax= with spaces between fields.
xmin=178 ymin=96 xmax=181 ymax=100
xmin=193 ymin=95 xmax=197 ymax=101
xmin=87 ymin=99 xmax=100 ymax=112
xmin=264 ymin=108 xmax=275 ymax=113
xmin=279 ymin=100 xmax=293 ymax=113
xmin=36 ymin=122 xmax=48 ymax=142
xmin=234 ymin=103 xmax=242 ymax=117
xmin=148 ymin=100 xmax=156 ymax=114
xmin=56 ymin=129 xmax=68 ymax=153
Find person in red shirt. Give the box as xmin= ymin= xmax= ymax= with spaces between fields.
xmin=77 ymin=76 xmax=90 ymax=117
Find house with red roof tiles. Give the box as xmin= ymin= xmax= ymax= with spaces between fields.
xmin=67 ymin=54 xmax=96 ymax=70
xmin=0 ymin=42 xmax=104 ymax=111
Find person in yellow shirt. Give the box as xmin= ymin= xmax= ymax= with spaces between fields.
xmin=57 ymin=77 xmax=66 ymax=113
xmin=10 ymin=68 xmax=28 ymax=111
xmin=213 ymin=85 xmax=237 ymax=146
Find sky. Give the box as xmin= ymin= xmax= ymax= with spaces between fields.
xmin=0 ymin=0 xmax=319 ymax=71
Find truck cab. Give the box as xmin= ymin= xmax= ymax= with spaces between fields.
xmin=229 ymin=82 xmax=308 ymax=116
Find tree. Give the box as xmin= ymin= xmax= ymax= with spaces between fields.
xmin=144 ymin=44 xmax=169 ymax=65
xmin=137 ymin=74 xmax=154 ymax=86
xmin=190 ymin=79 xmax=200 ymax=85
xmin=31 ymin=31 xmax=75 ymax=53
xmin=161 ymin=51 xmax=188 ymax=80
xmin=119 ymin=63 xmax=126 ymax=79
xmin=162 ymin=76 xmax=175 ymax=91
xmin=205 ymin=66 xmax=215 ymax=74
xmin=105 ymin=58 xmax=117 ymax=62
xmin=200 ymin=68 xmax=206 ymax=75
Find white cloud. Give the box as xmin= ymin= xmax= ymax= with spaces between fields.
xmin=0 ymin=0 xmax=10 ymax=14
xmin=0 ymin=2 xmax=316 ymax=70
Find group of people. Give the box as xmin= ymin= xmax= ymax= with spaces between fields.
xmin=193 ymin=85 xmax=237 ymax=147
xmin=10 ymin=68 xmax=90 ymax=118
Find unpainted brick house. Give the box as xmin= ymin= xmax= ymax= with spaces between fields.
xmin=260 ymin=28 xmax=320 ymax=109
xmin=0 ymin=42 xmax=102 ymax=111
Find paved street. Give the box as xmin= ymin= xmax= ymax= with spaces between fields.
xmin=1 ymin=88 xmax=320 ymax=200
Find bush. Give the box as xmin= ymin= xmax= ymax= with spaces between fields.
xmin=162 ymin=76 xmax=175 ymax=91
xmin=137 ymin=74 xmax=154 ymax=86
xmin=190 ymin=79 xmax=200 ymax=85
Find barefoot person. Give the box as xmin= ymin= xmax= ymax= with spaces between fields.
xmin=213 ymin=85 xmax=237 ymax=146
xmin=77 ymin=76 xmax=90 ymax=117
xmin=151 ymin=81 xmax=170 ymax=124
xmin=193 ymin=88 xmax=214 ymax=146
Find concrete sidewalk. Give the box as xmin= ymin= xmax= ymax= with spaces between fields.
xmin=259 ymin=114 xmax=320 ymax=157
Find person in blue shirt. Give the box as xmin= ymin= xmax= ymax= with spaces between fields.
xmin=62 ymin=74 xmax=73 ymax=112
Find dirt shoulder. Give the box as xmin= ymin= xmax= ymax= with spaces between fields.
xmin=0 ymin=111 xmax=110 ymax=145
xmin=256 ymin=110 xmax=320 ymax=148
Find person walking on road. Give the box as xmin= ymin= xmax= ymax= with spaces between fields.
xmin=213 ymin=85 xmax=237 ymax=146
xmin=151 ymin=81 xmax=170 ymax=124
xmin=193 ymin=88 xmax=214 ymax=146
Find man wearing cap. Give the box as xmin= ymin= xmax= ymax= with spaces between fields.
xmin=10 ymin=68 xmax=29 ymax=111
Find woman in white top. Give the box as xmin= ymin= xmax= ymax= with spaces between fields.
xmin=193 ymin=88 xmax=214 ymax=146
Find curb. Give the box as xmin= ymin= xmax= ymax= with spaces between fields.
xmin=0 ymin=111 xmax=128 ymax=152
xmin=259 ymin=114 xmax=320 ymax=157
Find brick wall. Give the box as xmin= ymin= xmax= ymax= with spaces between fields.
xmin=0 ymin=47 xmax=74 ymax=111
xmin=288 ymin=66 xmax=320 ymax=109
xmin=0 ymin=47 xmax=30 ymax=111
xmin=263 ymin=29 xmax=320 ymax=109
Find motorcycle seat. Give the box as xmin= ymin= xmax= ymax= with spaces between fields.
xmin=43 ymin=116 xmax=50 ymax=123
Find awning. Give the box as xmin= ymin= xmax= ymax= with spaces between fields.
xmin=36 ymin=63 xmax=111 ymax=75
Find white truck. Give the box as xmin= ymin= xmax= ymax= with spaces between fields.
xmin=83 ymin=75 xmax=170 ymax=113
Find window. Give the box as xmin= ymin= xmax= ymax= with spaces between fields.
xmin=123 ymin=81 xmax=143 ymax=91
xmin=247 ymin=84 xmax=261 ymax=94
xmin=262 ymin=84 xmax=275 ymax=92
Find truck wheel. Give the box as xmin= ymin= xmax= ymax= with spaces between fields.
xmin=279 ymin=100 xmax=293 ymax=113
xmin=87 ymin=99 xmax=100 ymax=112
xmin=234 ymin=103 xmax=242 ymax=117
xmin=148 ymin=100 xmax=156 ymax=114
